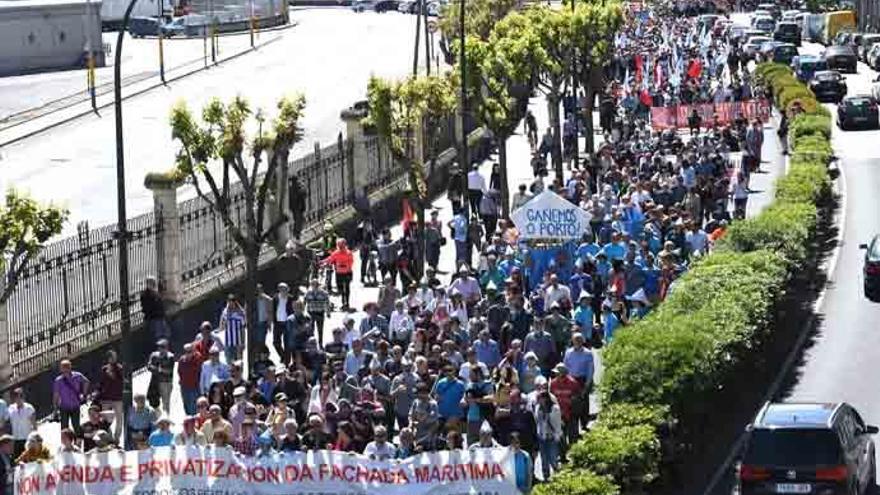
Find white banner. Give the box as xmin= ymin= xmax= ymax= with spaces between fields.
xmin=510 ymin=190 xmax=591 ymax=240
xmin=15 ymin=447 xmax=520 ymax=495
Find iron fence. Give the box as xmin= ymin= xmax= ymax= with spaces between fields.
xmin=6 ymin=211 xmax=160 ymax=379
xmin=364 ymin=135 xmax=402 ymax=191
xmin=290 ymin=136 xmax=355 ymax=224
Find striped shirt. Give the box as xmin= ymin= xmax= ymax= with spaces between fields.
xmin=221 ymin=308 xmax=246 ymax=349
xmin=304 ymin=289 xmax=331 ymax=314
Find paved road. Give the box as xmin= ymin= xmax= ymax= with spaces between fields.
xmin=0 ymin=8 xmax=432 ymax=234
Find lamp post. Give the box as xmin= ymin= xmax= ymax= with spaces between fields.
xmin=113 ymin=0 xmax=139 ymax=449
xmin=570 ymin=0 xmax=578 ymax=169
xmin=458 ymin=0 xmax=468 ymax=214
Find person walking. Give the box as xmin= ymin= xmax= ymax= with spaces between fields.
xmin=94 ymin=350 xmax=124 ymax=441
xmin=322 ymin=239 xmax=355 ymax=311
xmin=219 ymin=294 xmax=246 ymax=365
xmin=534 ymin=391 xmax=563 ymax=481
xmin=177 ymin=343 xmax=202 ymax=416
xmin=467 ymin=164 xmax=486 ymax=216
xmin=272 ymin=283 xmax=295 ymax=367
xmin=140 ymin=277 xmax=169 ymax=341
xmin=304 ymin=279 xmax=331 ymax=347
xmin=254 ymin=283 xmax=273 ymax=353
xmin=6 ymin=389 xmax=34 ymax=460
xmin=147 ymin=339 xmax=175 ymax=414
xmin=52 ymin=360 xmax=90 ymax=438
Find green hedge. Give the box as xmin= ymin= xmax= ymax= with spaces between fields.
xmin=532 ymin=469 xmax=620 ymax=495
xmin=550 ymin=61 xmax=832 ymax=494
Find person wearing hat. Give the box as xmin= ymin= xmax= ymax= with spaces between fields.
xmin=228 ymin=385 xmax=255 ymax=439
xmin=147 ymin=339 xmax=175 ymax=414
xmin=267 ymin=393 xmax=295 ymax=429
xmin=0 ymin=435 xmax=14 ymax=495
xmin=520 ymin=351 xmax=543 ymax=395
xmin=626 ymin=288 xmax=652 ymax=319
xmin=148 ymin=417 xmax=174 ymax=447
xmin=16 ymin=432 xmax=50 ymax=464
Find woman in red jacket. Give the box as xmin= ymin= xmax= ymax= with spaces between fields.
xmin=322 ymin=239 xmax=354 ymax=310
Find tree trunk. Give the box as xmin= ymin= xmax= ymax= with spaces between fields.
xmin=547 ymin=93 xmax=563 ymax=182
xmin=498 ymin=136 xmax=510 ymax=218
xmin=584 ymin=86 xmax=596 ymax=154
xmin=244 ymin=248 xmax=259 ymax=378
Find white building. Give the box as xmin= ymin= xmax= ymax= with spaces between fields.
xmin=0 ymin=0 xmax=105 ymax=77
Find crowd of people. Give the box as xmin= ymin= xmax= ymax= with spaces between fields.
xmin=0 ymin=2 xmax=775 ymax=495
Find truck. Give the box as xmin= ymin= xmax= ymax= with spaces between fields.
xmin=801 ymin=13 xmax=825 ymax=44
xmin=100 ymin=0 xmax=165 ymax=31
xmin=823 ymin=10 xmax=857 ymax=46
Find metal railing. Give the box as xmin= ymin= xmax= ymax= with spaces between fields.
xmin=6 ymin=212 xmax=160 ymax=378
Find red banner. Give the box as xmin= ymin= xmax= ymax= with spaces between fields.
xmin=650 ymin=100 xmax=771 ymax=130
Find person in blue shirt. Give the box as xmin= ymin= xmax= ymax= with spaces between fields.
xmin=448 ymin=210 xmax=469 ymax=265
xmin=573 ymin=294 xmax=594 ymax=334
xmin=603 ymin=300 xmax=626 ymax=342
xmin=568 ymin=264 xmax=591 ymax=302
xmin=473 ymin=329 xmax=502 ymax=369
xmin=600 ymin=231 xmax=627 ymax=261
xmin=462 ymin=367 xmax=495 ymax=445
xmin=432 ymin=366 xmax=466 ymax=428
xmin=576 ymin=233 xmax=601 ymax=262
xmin=148 ymin=417 xmax=174 ymax=447
xmin=498 ymin=251 xmax=522 ymax=278
xmin=594 ymin=252 xmax=611 ymax=286
xmin=510 ymin=433 xmax=533 ymax=494
xmin=563 ymin=333 xmax=595 ymax=385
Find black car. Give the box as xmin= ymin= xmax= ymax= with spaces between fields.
xmin=860 ymin=234 xmax=880 ymax=299
xmin=737 ymin=402 xmax=877 ymax=495
xmin=809 ymin=70 xmax=847 ymax=103
xmin=825 ymin=45 xmax=858 ymax=73
xmin=837 ymin=96 xmax=879 ymax=130
xmin=773 ymin=22 xmax=802 ymax=46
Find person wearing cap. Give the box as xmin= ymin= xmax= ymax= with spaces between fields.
xmin=200 ymin=345 xmax=230 ymax=395
xmin=175 ymin=416 xmax=207 ymax=447
xmin=147 ymin=339 xmax=175 ymax=414
xmin=16 ymin=432 xmax=50 ymax=464
xmin=573 ymin=293 xmax=595 ymax=335
xmin=228 ymin=385 xmax=255 ymax=438
xmin=470 ymin=421 xmax=500 ymax=450
xmin=148 ymin=417 xmax=174 ymax=447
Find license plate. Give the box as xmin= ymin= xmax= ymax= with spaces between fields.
xmin=775 ymin=483 xmax=811 ymax=494
xmin=854 ymin=116 xmax=867 ymax=122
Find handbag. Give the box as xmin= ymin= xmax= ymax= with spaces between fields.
xmin=146 ymin=373 xmax=161 ymax=409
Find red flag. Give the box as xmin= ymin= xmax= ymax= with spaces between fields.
xmin=687 ymin=59 xmax=702 ymax=79
xmin=401 ymin=198 xmax=414 ymax=232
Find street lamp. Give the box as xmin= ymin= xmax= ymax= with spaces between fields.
xmin=113 ymin=0 xmax=139 ymax=448
xmin=458 ymin=0 xmax=468 ymax=214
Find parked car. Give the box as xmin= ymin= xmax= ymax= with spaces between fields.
xmin=871 ymin=75 xmax=880 ymax=105
xmin=862 ymin=234 xmax=880 ymax=299
xmin=781 ymin=9 xmax=801 ymax=22
xmin=128 ymin=16 xmax=161 ymax=37
xmin=758 ymin=41 xmax=784 ymax=62
xmin=751 ymin=10 xmax=772 ymax=25
xmin=397 ymin=0 xmax=415 ymax=13
xmin=858 ymin=34 xmax=880 ymax=62
xmin=773 ymin=21 xmax=801 ymax=46
xmin=744 ymin=36 xmax=773 ymax=59
xmin=792 ymin=55 xmax=828 ymax=83
xmin=824 ymin=45 xmax=858 ymax=73
xmin=352 ymin=0 xmax=398 ymax=12
xmin=837 ymin=95 xmax=879 ymax=130
xmin=809 ymin=70 xmax=847 ymax=103
xmin=737 ymin=402 xmax=877 ymax=495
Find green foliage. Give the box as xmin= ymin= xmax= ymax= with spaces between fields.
xmin=438 ymin=0 xmax=519 ymax=41
xmin=718 ymin=203 xmax=817 ymax=265
xmin=776 ymin=160 xmax=832 ymax=205
xmin=533 ymin=469 xmax=620 ymax=495
xmin=790 ymin=114 xmax=832 ymax=141
xmin=0 ymin=189 xmax=68 ymax=303
xmin=569 ymin=424 xmax=661 ymax=489
xmin=365 ymin=74 xmax=457 ymax=200
xmin=598 ymin=403 xmax=670 ymax=431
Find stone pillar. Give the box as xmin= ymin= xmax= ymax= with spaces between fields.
xmin=340 ymin=105 xmax=370 ymax=196
xmin=144 ymin=173 xmax=184 ymax=306
xmin=267 ymin=149 xmax=291 ymax=251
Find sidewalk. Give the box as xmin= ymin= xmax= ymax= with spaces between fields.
xmin=34 ymin=95 xmax=786 ymax=451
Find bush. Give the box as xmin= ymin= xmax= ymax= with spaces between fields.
xmin=776 ymin=161 xmax=832 ymax=205
xmin=568 ymin=425 xmax=661 ymax=491
xmin=533 ymin=469 xmax=619 ymax=495
xmin=717 ymin=203 xmax=817 ymax=265
xmin=598 ymin=403 xmax=670 ymax=431
xmin=790 ymin=113 xmax=832 ymax=141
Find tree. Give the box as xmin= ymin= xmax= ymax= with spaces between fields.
xmin=366 ymin=74 xmax=456 ymax=276
xmin=459 ymin=11 xmax=540 ymax=218
xmin=170 ymin=94 xmax=306 ymax=368
xmin=437 ymin=0 xmax=520 ymax=63
xmin=0 ymin=190 xmax=67 ymax=304
xmin=526 ymin=6 xmax=575 ymax=181
xmin=571 ymin=0 xmax=624 ymax=153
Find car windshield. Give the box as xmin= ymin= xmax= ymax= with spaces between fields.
xmin=815 ymin=72 xmax=839 ymax=81
xmin=749 ymin=37 xmax=771 ymax=45
xmin=777 ymin=47 xmax=797 ymax=56
xmin=847 ymin=98 xmax=873 ymax=107
xmin=744 ymin=430 xmax=842 ymax=466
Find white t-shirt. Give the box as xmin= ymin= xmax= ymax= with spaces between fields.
xmin=8 ymin=402 xmax=35 ymax=440
xmin=276 ymin=295 xmax=289 ymax=322
xmin=363 ymin=441 xmax=396 ymax=461
xmin=459 ymin=361 xmax=489 ymax=382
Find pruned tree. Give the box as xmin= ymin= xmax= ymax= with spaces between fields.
xmin=459 ymin=11 xmax=541 ymax=218
xmin=366 ymin=74 xmax=456 ymax=276
xmin=437 ymin=0 xmax=520 ymax=63
xmin=170 ymin=94 xmax=306 ymax=367
xmin=0 ymin=190 xmax=67 ymax=304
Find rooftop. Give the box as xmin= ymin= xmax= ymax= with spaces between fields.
xmin=756 ymin=403 xmax=839 ymax=429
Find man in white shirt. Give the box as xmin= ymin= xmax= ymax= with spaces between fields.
xmin=200 ymin=347 xmax=231 ymax=395
xmin=467 ymin=165 xmax=486 ymax=215
xmin=511 ymin=184 xmax=533 ymax=212
xmin=363 ymin=426 xmax=396 ymax=460
xmin=685 ymin=221 xmax=710 ymax=257
xmin=7 ymin=389 xmax=34 ymax=459
xmin=543 ymin=275 xmax=572 ymax=310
